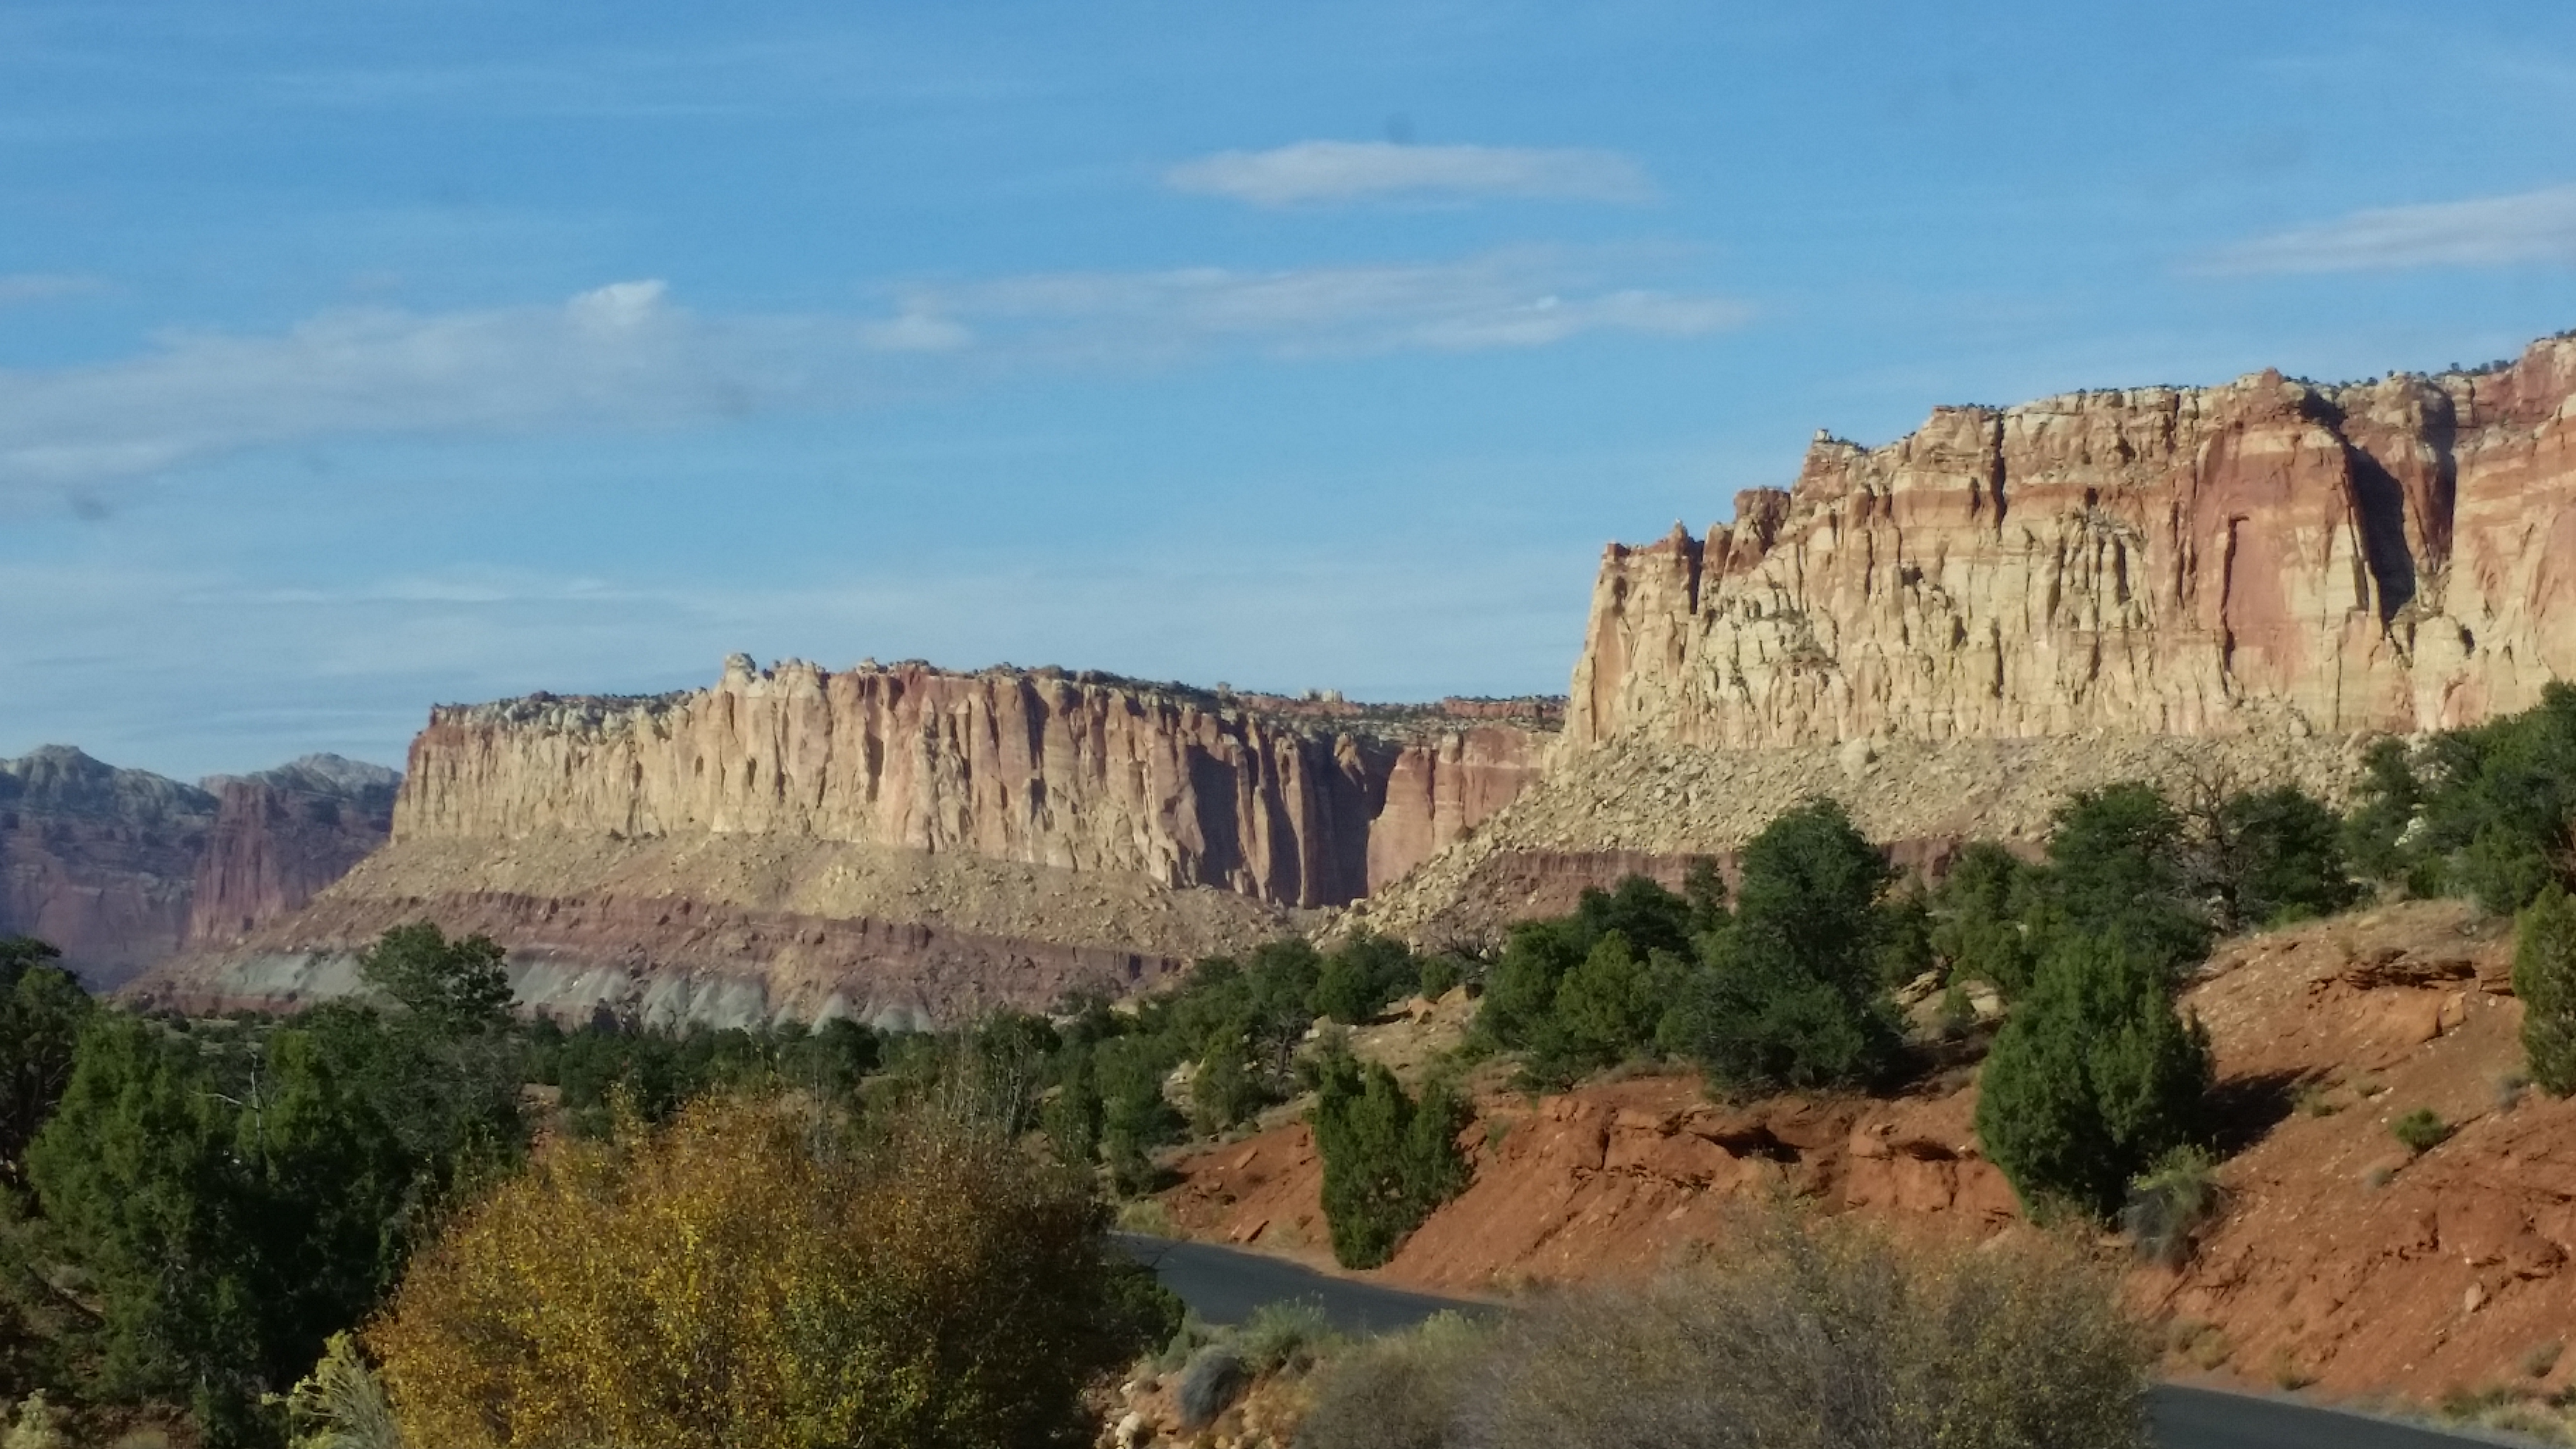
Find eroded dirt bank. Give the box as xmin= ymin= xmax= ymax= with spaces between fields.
xmin=1159 ymin=899 xmax=2576 ymax=1403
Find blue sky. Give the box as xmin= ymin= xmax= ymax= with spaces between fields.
xmin=7 ymin=0 xmax=2576 ymax=779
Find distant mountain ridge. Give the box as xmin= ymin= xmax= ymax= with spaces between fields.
xmin=0 ymin=745 xmax=400 ymax=987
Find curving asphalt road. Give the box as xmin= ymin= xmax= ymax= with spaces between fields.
xmin=1113 ymin=1234 xmax=2514 ymax=1449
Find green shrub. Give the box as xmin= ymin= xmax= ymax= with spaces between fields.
xmin=282 ymin=1333 xmax=406 ymax=1449
xmin=1453 ymin=1210 xmax=2150 ymax=1449
xmin=1098 ymin=1259 xmax=1188 ymax=1368
xmin=2389 ymin=1107 xmax=2452 ymax=1153
xmin=1523 ymin=932 xmax=1687 ymax=1087
xmin=2343 ymin=736 xmax=2424 ymax=885
xmin=1235 ymin=1298 xmax=1340 ymax=1375
xmin=2120 ymin=1145 xmax=2221 ymax=1269
xmin=1975 ymin=939 xmax=2213 ymax=1221
xmin=2205 ymin=786 xmax=2361 ymax=930
xmin=1191 ymin=1035 xmax=1272 ymax=1135
xmin=1681 ymin=799 xmax=1902 ymax=1092
xmin=1312 ymin=933 xmax=1419 ymax=1025
xmin=2039 ymin=785 xmax=2209 ymax=974
xmin=1309 ymin=1050 xmax=1470 ymax=1269
xmin=1478 ymin=877 xmax=1696 ymax=1051
xmin=1930 ymin=844 xmax=2040 ymax=998
xmin=2355 ymin=684 xmax=2576 ymax=912
xmin=0 ymin=944 xmax=90 ymax=1176
xmin=1416 ymin=953 xmax=1465 ymax=1000
xmin=2514 ymin=886 xmax=2576 ymax=1095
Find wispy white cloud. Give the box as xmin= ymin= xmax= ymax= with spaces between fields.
xmin=1166 ymin=141 xmax=1655 ymax=208
xmin=0 ymin=253 xmax=1743 ymax=500
xmin=0 ymin=272 xmax=107 ymax=305
xmin=2199 ymin=184 xmax=2576 ymax=274
xmin=912 ymin=250 xmax=1742 ymax=358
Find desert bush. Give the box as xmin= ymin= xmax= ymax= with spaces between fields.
xmin=2201 ymin=785 xmax=2362 ymax=930
xmin=2515 ymin=886 xmax=2576 ymax=1095
xmin=1453 ymin=1211 xmax=2149 ymax=1449
xmin=1294 ymin=1311 xmax=1489 ymax=1449
xmin=1479 ymin=877 xmax=1698 ymax=1052
xmin=1311 ymin=932 xmax=1420 ymax=1025
xmin=2351 ymin=683 xmax=2576 ymax=911
xmin=1 ymin=1392 xmax=66 ymax=1449
xmin=282 ymin=1334 xmax=405 ymax=1449
xmin=369 ymin=1093 xmax=1149 ymax=1449
xmin=1930 ymin=844 xmax=2041 ymax=998
xmin=1309 ymin=1049 xmax=1470 ymax=1269
xmin=2389 ymin=1107 xmax=2452 ymax=1153
xmin=1175 ymin=1345 xmax=1247 ymax=1430
xmin=2121 ymin=1145 xmax=2222 ymax=1269
xmin=1236 ymin=1299 xmax=1339 ymax=1375
xmin=1416 ymin=953 xmax=1465 ymax=1001
xmin=1681 ymin=798 xmax=1903 ymax=1092
xmin=2037 ymin=784 xmax=2209 ymax=974
xmin=1975 ymin=939 xmax=2213 ymax=1221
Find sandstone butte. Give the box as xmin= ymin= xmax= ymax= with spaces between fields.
xmin=129 ymin=664 xmax=1560 ymax=1027
xmin=134 ymin=327 xmax=2576 ymax=1027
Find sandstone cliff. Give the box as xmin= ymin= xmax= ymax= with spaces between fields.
xmin=398 ymin=657 xmax=1553 ymax=908
xmin=141 ymin=662 xmax=1559 ymax=1026
xmin=188 ymin=756 xmax=400 ymax=946
xmin=1569 ymin=335 xmax=2576 ymax=750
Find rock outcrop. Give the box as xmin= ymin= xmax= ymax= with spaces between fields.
xmin=1570 ymin=336 xmax=2576 ymax=750
xmin=0 ymin=747 xmax=216 ymax=987
xmin=398 ymin=658 xmax=1554 ymax=908
xmin=144 ymin=663 xmax=1559 ymax=1026
xmin=188 ymin=756 xmax=401 ymax=946
xmin=0 ymin=748 xmax=402 ymax=988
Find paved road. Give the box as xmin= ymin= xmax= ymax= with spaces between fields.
xmin=1115 ymin=1234 xmax=2511 ymax=1449
xmin=1111 ymin=1234 xmax=1480 ymax=1337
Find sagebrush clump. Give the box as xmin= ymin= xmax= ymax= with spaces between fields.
xmin=1302 ymin=1211 xmax=2148 ymax=1449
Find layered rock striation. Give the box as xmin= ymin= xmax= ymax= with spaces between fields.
xmin=189 ymin=756 xmax=401 ymax=946
xmin=399 ymin=657 xmax=1554 ymax=908
xmin=150 ymin=662 xmax=1559 ymax=1025
xmin=0 ymin=748 xmax=403 ymax=987
xmin=0 ymin=747 xmax=216 ymax=987
xmin=1571 ymin=336 xmax=2576 ymax=750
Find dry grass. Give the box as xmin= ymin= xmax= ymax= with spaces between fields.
xmin=1305 ymin=1208 xmax=2150 ymax=1449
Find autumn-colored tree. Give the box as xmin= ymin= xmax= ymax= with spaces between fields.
xmin=369 ymin=1094 xmax=1160 ymax=1449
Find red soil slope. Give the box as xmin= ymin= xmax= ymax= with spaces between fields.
xmin=1159 ymin=899 xmax=2576 ymax=1404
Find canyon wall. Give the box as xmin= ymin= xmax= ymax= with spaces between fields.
xmin=188 ymin=757 xmax=400 ymax=946
xmin=0 ymin=747 xmax=215 ymax=987
xmin=141 ymin=663 xmax=1559 ymax=1025
xmin=1569 ymin=336 xmax=2576 ymax=751
xmin=0 ymin=748 xmax=402 ymax=987
xmin=397 ymin=657 xmax=1555 ymax=908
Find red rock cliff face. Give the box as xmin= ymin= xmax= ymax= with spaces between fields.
xmin=398 ymin=659 xmax=1556 ymax=909
xmin=188 ymin=757 xmax=400 ymax=946
xmin=0 ymin=747 xmax=214 ymax=988
xmin=1570 ymin=336 xmax=2576 ymax=750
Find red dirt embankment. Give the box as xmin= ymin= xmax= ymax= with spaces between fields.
xmin=1159 ymin=899 xmax=2576 ymax=1403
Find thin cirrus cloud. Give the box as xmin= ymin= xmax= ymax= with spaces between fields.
xmin=909 ymin=249 xmax=1742 ymax=358
xmin=1165 ymin=140 xmax=1657 ymax=208
xmin=0 ymin=250 xmax=1742 ymax=501
xmin=2199 ymin=183 xmax=2576 ymax=274
xmin=0 ymin=273 xmax=108 ymax=305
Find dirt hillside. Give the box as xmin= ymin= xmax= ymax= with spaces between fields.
xmin=1158 ymin=899 xmax=2576 ymax=1406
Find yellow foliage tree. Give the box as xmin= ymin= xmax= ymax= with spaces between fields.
xmin=368 ymin=1094 xmax=1140 ymax=1449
